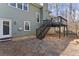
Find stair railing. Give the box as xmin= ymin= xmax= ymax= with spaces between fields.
xmin=36 ymin=19 xmax=51 ymax=39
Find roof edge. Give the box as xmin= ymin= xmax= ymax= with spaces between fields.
xmin=32 ymin=3 xmax=43 ymax=8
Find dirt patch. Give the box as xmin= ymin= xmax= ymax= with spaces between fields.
xmin=0 ymin=35 xmax=78 ymax=56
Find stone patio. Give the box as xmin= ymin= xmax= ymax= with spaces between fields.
xmin=0 ymin=35 xmax=78 ymax=56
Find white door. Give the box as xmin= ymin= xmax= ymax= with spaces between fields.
xmin=0 ymin=19 xmax=12 ymax=39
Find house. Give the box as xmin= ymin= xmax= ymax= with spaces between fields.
xmin=0 ymin=3 xmax=52 ymax=40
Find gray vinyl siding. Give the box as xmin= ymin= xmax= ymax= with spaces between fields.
xmin=0 ymin=3 xmax=42 ymax=37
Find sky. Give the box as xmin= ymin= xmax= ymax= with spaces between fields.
xmin=48 ymin=3 xmax=79 ymax=17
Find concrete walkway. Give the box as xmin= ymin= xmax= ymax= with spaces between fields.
xmin=0 ymin=35 xmax=78 ymax=56
xmin=61 ymin=39 xmax=79 ymax=56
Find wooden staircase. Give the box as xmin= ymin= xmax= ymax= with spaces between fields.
xmin=36 ymin=20 xmax=51 ymax=39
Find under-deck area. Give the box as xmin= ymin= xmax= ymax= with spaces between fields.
xmin=36 ymin=16 xmax=68 ymax=39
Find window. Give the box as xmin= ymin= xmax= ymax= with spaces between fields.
xmin=9 ymin=3 xmax=29 ymax=11
xmin=17 ymin=3 xmax=22 ymax=9
xmin=24 ymin=21 xmax=30 ymax=31
xmin=9 ymin=3 xmax=16 ymax=7
xmin=3 ymin=21 xmax=9 ymax=35
xmin=23 ymin=3 xmax=28 ymax=10
xmin=36 ymin=12 xmax=40 ymax=23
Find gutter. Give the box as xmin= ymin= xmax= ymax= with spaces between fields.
xmin=32 ymin=3 xmax=43 ymax=8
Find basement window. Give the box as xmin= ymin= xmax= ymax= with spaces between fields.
xmin=24 ymin=21 xmax=30 ymax=31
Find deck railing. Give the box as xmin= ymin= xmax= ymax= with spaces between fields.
xmin=52 ymin=16 xmax=67 ymax=26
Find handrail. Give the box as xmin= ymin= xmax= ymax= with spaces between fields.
xmin=57 ymin=16 xmax=67 ymax=21
xmin=36 ymin=19 xmax=51 ymax=39
xmin=52 ymin=16 xmax=67 ymax=25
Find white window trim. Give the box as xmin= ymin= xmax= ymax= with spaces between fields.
xmin=8 ymin=3 xmax=17 ymax=8
xmin=22 ymin=3 xmax=24 ymax=10
xmin=39 ymin=13 xmax=40 ymax=23
xmin=0 ymin=18 xmax=12 ymax=38
xmin=17 ymin=3 xmax=23 ymax=10
xmin=24 ymin=21 xmax=30 ymax=31
xmin=23 ymin=3 xmax=29 ymax=12
xmin=36 ymin=12 xmax=40 ymax=23
xmin=8 ymin=3 xmax=29 ymax=12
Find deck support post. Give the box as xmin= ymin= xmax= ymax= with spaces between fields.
xmin=59 ymin=24 xmax=61 ymax=39
xmin=64 ymin=26 xmax=65 ymax=37
xmin=66 ymin=26 xmax=68 ymax=36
